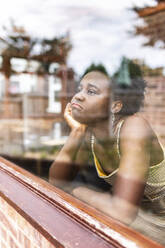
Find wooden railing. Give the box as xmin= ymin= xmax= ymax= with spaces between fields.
xmin=0 ymin=95 xmax=62 ymax=119
xmin=0 ymin=97 xmax=22 ymax=118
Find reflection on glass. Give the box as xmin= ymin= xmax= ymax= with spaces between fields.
xmin=0 ymin=1 xmax=165 ymax=246
xmin=49 ymin=70 xmax=165 ymax=246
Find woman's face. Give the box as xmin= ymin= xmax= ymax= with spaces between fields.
xmin=71 ymin=74 xmax=110 ymax=125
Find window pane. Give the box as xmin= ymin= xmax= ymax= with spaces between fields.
xmin=0 ymin=1 xmax=165 ymax=246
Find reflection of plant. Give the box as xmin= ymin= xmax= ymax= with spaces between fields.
xmin=40 ymin=151 xmax=47 ymax=159
xmin=81 ymin=62 xmax=109 ymax=78
xmin=49 ymin=145 xmax=63 ymax=154
xmin=11 ymin=149 xmax=24 ymax=157
xmin=113 ymin=57 xmax=142 ymax=81
xmin=0 ymin=19 xmax=72 ymax=75
xmin=29 ymin=145 xmax=62 ymax=155
xmin=27 ymin=145 xmax=63 ymax=160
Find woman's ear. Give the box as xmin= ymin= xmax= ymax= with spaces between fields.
xmin=111 ymin=101 xmax=123 ymax=114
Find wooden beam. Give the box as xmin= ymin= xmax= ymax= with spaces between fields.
xmin=137 ymin=2 xmax=165 ymax=17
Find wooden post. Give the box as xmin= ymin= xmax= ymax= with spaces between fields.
xmin=2 ymin=56 xmax=11 ymax=118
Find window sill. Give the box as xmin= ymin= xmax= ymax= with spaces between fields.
xmin=0 ymin=156 xmax=162 ymax=248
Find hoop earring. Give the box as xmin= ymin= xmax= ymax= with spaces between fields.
xmin=111 ymin=112 xmax=115 ymax=125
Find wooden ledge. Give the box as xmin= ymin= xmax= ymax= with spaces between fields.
xmin=0 ymin=157 xmax=163 ymax=248
xmin=136 ymin=2 xmax=165 ymax=17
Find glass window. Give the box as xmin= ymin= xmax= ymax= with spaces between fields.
xmin=0 ymin=1 xmax=165 ymax=246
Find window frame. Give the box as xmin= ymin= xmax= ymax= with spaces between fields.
xmin=0 ymin=156 xmax=163 ymax=248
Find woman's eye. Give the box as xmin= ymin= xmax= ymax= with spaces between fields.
xmin=87 ymin=89 xmax=97 ymax=95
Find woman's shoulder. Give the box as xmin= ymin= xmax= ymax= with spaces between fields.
xmin=120 ymin=113 xmax=164 ymax=163
xmin=120 ymin=113 xmax=152 ymax=140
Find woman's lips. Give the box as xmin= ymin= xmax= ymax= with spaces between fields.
xmin=71 ymin=102 xmax=83 ymax=110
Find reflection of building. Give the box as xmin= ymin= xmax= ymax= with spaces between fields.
xmin=0 ymin=25 xmax=76 ymax=155
xmin=142 ymin=76 xmax=165 ymax=146
xmin=114 ymin=57 xmax=165 ymax=146
xmin=133 ymin=2 xmax=165 ymax=146
xmin=133 ymin=59 xmax=164 ymax=77
xmin=0 ymin=56 xmax=75 ymax=155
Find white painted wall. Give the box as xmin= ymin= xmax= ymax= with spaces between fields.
xmin=47 ymin=75 xmax=62 ymax=113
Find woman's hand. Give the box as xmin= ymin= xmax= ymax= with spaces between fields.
xmin=49 ymin=104 xmax=88 ymax=186
xmin=72 ymin=186 xmax=137 ymax=225
xmin=64 ymin=103 xmax=87 ymax=132
xmin=72 ymin=186 xmax=100 ymax=205
xmin=72 ymin=186 xmax=111 ymax=204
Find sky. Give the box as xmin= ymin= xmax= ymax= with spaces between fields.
xmin=0 ymin=0 xmax=165 ymax=76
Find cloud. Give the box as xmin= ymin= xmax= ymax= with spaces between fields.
xmin=0 ymin=0 xmax=163 ymax=76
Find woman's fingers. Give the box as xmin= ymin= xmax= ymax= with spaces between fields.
xmin=64 ymin=103 xmax=71 ymax=116
xmin=64 ymin=103 xmax=72 ymax=121
xmin=64 ymin=103 xmax=78 ymax=128
xmin=64 ymin=103 xmax=87 ymax=131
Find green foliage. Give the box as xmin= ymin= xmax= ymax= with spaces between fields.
xmin=113 ymin=57 xmax=142 ymax=80
xmin=81 ymin=63 xmax=109 ymax=78
xmin=129 ymin=60 xmax=143 ymax=78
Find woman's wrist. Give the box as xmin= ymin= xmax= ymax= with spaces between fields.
xmin=71 ymin=126 xmax=87 ymax=136
xmin=59 ymin=127 xmax=86 ymax=157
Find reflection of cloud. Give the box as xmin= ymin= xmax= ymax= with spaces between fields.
xmin=0 ymin=0 xmax=163 ymax=75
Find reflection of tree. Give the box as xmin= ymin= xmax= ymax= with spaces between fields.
xmin=113 ymin=57 xmax=142 ymax=85
xmin=132 ymin=59 xmax=164 ymax=77
xmin=32 ymin=36 xmax=72 ymax=69
xmin=0 ymin=21 xmax=34 ymax=78
xmin=81 ymin=62 xmax=109 ymax=78
xmin=0 ymin=20 xmax=72 ymax=75
xmin=1 ymin=22 xmax=33 ymax=59
xmin=133 ymin=0 xmax=165 ymax=47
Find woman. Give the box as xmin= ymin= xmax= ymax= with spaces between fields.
xmin=49 ymin=71 xmax=165 ymax=242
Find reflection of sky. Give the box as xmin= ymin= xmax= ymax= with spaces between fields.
xmin=0 ymin=0 xmax=164 ymax=75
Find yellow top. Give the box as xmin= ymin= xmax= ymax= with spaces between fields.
xmin=91 ymin=120 xmax=165 ymax=211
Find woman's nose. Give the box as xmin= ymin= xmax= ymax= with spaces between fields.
xmin=74 ymin=91 xmax=85 ymax=101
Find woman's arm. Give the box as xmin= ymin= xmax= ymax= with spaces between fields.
xmin=49 ymin=128 xmax=86 ymax=186
xmin=49 ymin=103 xmax=87 ymax=187
xmin=73 ymin=116 xmax=151 ymax=225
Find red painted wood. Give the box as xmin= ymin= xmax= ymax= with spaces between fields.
xmin=0 ymin=157 xmax=163 ymax=248
xmin=136 ymin=2 xmax=165 ymax=17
